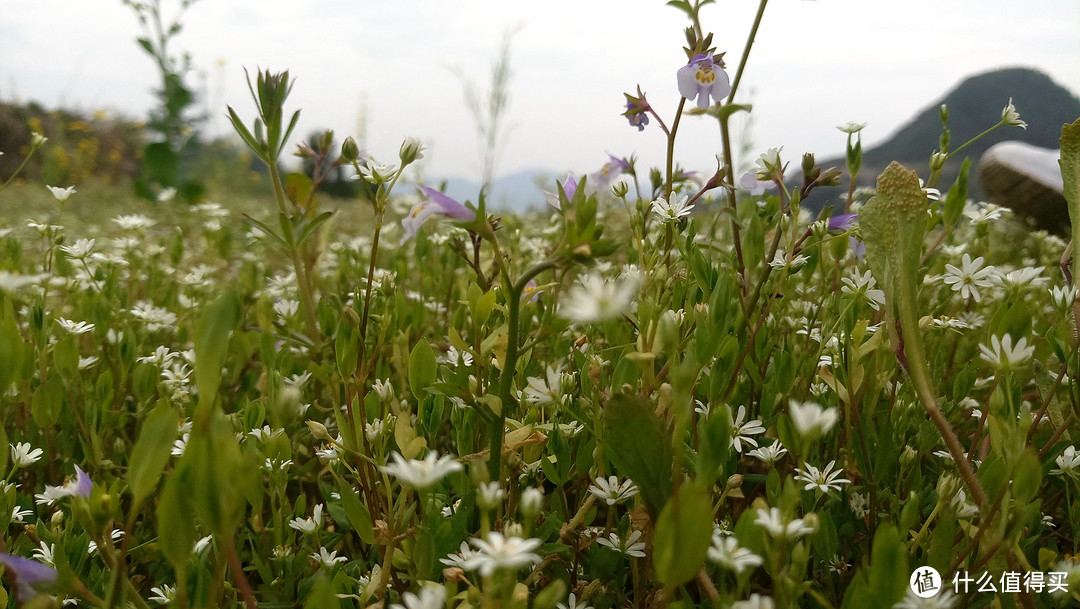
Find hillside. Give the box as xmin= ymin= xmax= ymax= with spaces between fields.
xmin=808 ymin=68 xmax=1080 ymax=211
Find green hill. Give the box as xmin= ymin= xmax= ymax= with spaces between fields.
xmin=809 ymin=67 xmax=1080 ymax=210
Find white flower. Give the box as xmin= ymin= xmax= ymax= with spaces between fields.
xmin=794 ymin=460 xmax=851 ymax=494
xmin=587 ymin=476 xmax=638 ymax=505
xmin=381 ymin=451 xmax=462 ymax=489
xmin=836 ymin=122 xmax=867 ymax=134
xmin=399 ymin=136 xmax=426 ymax=163
xmin=273 ymin=299 xmax=299 ymax=319
xmin=942 ymin=254 xmax=997 ymax=302
xmin=310 ymin=546 xmax=347 ymax=567
xmin=149 ymin=584 xmax=176 ymax=604
xmin=156 ymin=187 xmax=177 ymax=203
xmin=0 ymin=271 xmax=49 ymax=293
xmin=389 ymin=586 xmax=445 ymax=609
xmin=113 ymin=214 xmax=155 ymax=230
xmin=1050 ymin=285 xmax=1078 ymax=310
xmin=524 ymin=365 xmax=571 ymax=407
xmin=596 ymin=529 xmax=646 ymax=558
xmin=788 ymin=399 xmax=837 ymax=439
xmin=10 ymin=442 xmax=44 ymax=468
xmin=1051 ymin=446 xmax=1080 ymax=479
xmin=557 ymin=593 xmax=594 ymax=609
xmin=87 ymin=528 xmax=125 ymax=556
xmin=469 ymin=532 xmax=542 ymax=576
xmin=247 ymin=425 xmax=285 ymax=443
xmin=477 ymin=481 xmax=505 ymax=510
xmin=60 ymin=238 xmax=95 ymax=259
xmin=708 ymin=533 xmax=763 ymax=573
xmin=769 ymin=250 xmax=808 ymax=270
xmin=841 ymin=270 xmax=886 ymax=310
xmin=46 ymin=185 xmax=77 ymax=202
xmin=962 ymin=202 xmax=1006 ymax=223
xmin=439 ymin=346 xmax=473 ymax=367
xmin=651 ymin=193 xmax=693 ymax=223
xmin=356 ymin=161 xmax=398 ymax=184
xmin=31 ymin=541 xmax=55 ymax=566
xmin=11 ymin=505 xmax=34 ymax=524
xmin=732 ymin=593 xmax=775 ymax=609
xmin=995 ymin=266 xmax=1047 ymax=290
xmin=754 ymin=508 xmax=814 ymax=540
xmin=559 ymin=272 xmax=640 ymax=323
xmin=137 ymin=346 xmax=178 ymax=366
xmin=729 ymin=405 xmax=765 ymax=453
xmin=1001 ymin=98 xmax=1026 ymax=129
xmin=288 ymin=503 xmax=324 ymax=534
xmin=193 ymin=535 xmax=213 ymax=555
xmin=849 ymin=492 xmax=868 ymax=518
xmin=748 ymin=442 xmax=787 ymax=463
xmin=978 ymin=334 xmax=1034 ymax=369
xmin=56 ymin=317 xmax=94 ymax=335
xmin=372 ymin=378 xmax=394 ymax=401
xmin=754 ymin=148 xmax=782 ymax=174
xmin=520 ymin=487 xmax=544 ymax=517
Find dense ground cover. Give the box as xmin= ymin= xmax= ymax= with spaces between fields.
xmin=2 ymin=2 xmax=1080 ymax=609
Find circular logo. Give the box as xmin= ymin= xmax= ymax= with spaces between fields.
xmin=909 ymin=566 xmax=942 ymax=598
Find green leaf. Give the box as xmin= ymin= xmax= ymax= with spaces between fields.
xmin=336 ymin=478 xmax=374 ymax=544
xmin=867 ymin=525 xmax=908 ymax=607
xmin=136 ymin=37 xmax=154 ymax=55
xmin=1060 ymin=119 xmax=1080 ymax=280
xmin=942 ymin=158 xmax=970 ymax=226
xmin=408 ymin=340 xmax=437 ymax=401
xmin=181 ymin=413 xmax=252 ymax=539
xmin=602 ymin=393 xmax=673 ymax=518
xmin=241 ymin=214 xmax=288 ymax=249
xmin=696 ymin=404 xmax=730 ymax=487
xmin=653 ymin=484 xmax=713 ymax=586
xmin=157 ymin=469 xmax=198 ymax=568
xmin=303 ymin=576 xmax=341 ymax=609
xmin=194 ymin=291 xmax=243 ymax=422
xmin=1011 ymin=449 xmax=1042 ymax=505
xmin=31 ymin=375 xmax=65 ymax=428
xmin=128 ymin=401 xmax=180 ymax=505
xmin=296 ymin=211 xmax=336 ymax=246
xmin=859 ymin=162 xmax=928 ymax=316
xmin=284 ymin=172 xmax=314 ymax=208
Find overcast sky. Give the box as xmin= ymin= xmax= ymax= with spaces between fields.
xmin=2 ymin=0 xmax=1078 ymax=183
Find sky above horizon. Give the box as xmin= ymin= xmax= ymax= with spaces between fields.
xmin=2 ymin=0 xmax=1078 ymax=184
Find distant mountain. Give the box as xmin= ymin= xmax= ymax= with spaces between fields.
xmin=436 ymin=169 xmax=559 ymax=213
xmin=807 ymin=67 xmax=1080 ymax=211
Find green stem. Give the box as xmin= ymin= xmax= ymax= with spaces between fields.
xmin=269 ymin=161 xmax=320 ymax=346
xmin=489 ymin=258 xmax=561 ymax=480
xmin=665 ymin=98 xmax=687 ymax=199
xmin=897 ymin=284 xmax=988 ymax=509
xmin=726 ymin=0 xmax=769 ymax=103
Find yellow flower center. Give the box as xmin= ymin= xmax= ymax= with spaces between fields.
xmin=696 ymin=67 xmax=715 ymax=84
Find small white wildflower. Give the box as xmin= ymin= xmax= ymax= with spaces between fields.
xmin=587 ymin=476 xmax=639 ymax=505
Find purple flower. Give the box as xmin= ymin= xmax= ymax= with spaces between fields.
xmin=545 ymin=174 xmax=579 ymax=210
xmin=624 ymin=101 xmax=649 ymax=131
xmin=401 ymin=186 xmax=477 ymax=244
xmin=828 ymin=213 xmax=858 ymax=232
xmin=74 ymin=465 xmax=93 ymax=497
xmin=588 ymin=154 xmax=630 ymax=193
xmin=0 ymin=553 xmax=58 ymax=602
xmin=739 ymin=171 xmax=774 ymax=196
xmin=677 ymin=54 xmax=731 ymax=110
xmin=849 ymin=236 xmax=866 ymax=261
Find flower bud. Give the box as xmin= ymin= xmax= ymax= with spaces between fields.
xmin=399 ymin=136 xmax=425 ymax=166
xmin=520 ymin=487 xmax=544 ymax=518
xmin=342 ymin=305 xmax=363 ymax=329
xmin=725 ymin=474 xmax=744 ymax=492
xmin=939 ymin=104 xmax=949 ymax=123
xmin=477 ymin=481 xmax=505 ymax=511
xmin=318 ymin=130 xmax=334 ymax=152
xmin=306 ymin=420 xmax=332 ymax=441
xmin=900 ymin=445 xmax=918 ymax=466
xmin=611 ymin=181 xmax=629 ymax=198
xmin=802 ymin=153 xmax=816 ymax=177
xmin=30 ymin=132 xmax=47 ymax=149
xmin=340 ymin=137 xmax=360 ymax=163
xmin=929 ymin=152 xmax=948 ymax=172
xmin=504 ymin=521 xmax=524 ymax=537
xmin=919 ymin=315 xmax=934 ymax=331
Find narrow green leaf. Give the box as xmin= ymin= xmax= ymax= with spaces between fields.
xmin=336 ymin=478 xmax=374 ymax=544
xmin=128 ymin=401 xmax=180 ymax=504
xmin=157 ymin=469 xmax=198 ymax=568
xmin=194 ymin=291 xmax=243 ymax=422
xmin=867 ymin=524 xmax=908 ymax=607
xmin=653 ymin=484 xmax=713 ymax=586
